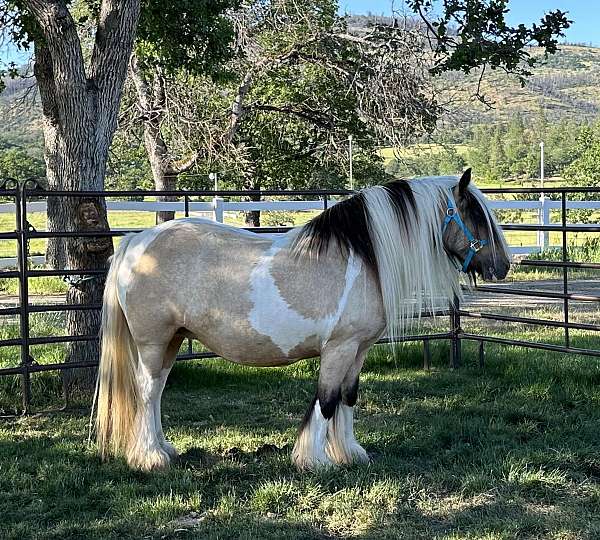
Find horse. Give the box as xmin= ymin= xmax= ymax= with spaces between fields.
xmin=94 ymin=169 xmax=510 ymax=471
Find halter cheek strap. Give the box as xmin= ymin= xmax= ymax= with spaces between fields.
xmin=442 ymin=195 xmax=488 ymax=273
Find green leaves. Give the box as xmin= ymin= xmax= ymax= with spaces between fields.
xmin=406 ymin=0 xmax=571 ymax=82
xmin=0 ymin=147 xmax=46 ymax=184
xmin=564 ymin=122 xmax=600 ymax=188
xmin=135 ymin=0 xmax=238 ymax=76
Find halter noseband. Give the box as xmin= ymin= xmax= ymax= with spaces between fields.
xmin=442 ymin=194 xmax=488 ymax=272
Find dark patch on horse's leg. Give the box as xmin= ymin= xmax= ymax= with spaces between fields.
xmin=341 ymin=376 xmax=359 ymax=407
xmin=317 ymin=385 xmax=341 ymax=420
xmin=297 ymin=393 xmax=318 ymax=435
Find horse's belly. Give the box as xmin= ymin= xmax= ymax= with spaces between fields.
xmin=186 ymin=316 xmax=322 ymax=367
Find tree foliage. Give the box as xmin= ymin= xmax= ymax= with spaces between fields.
xmin=2 ymin=0 xmax=576 ymax=197
xmin=407 ymin=0 xmax=570 ymax=82
xmin=466 ymin=115 xmax=580 ymax=182
xmin=564 ymin=122 xmax=600 ymax=187
xmin=116 ymin=0 xmax=441 ymax=202
xmin=386 ymin=146 xmax=466 ymax=178
xmin=386 ymin=113 xmax=586 ymax=184
xmin=135 ymin=0 xmax=237 ymax=75
xmin=0 ymin=146 xmax=45 ymax=183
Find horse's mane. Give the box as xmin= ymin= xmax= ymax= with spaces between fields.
xmin=292 ymin=176 xmax=502 ymax=339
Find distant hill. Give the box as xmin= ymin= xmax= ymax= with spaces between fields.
xmin=0 ymin=77 xmax=43 ymax=154
xmin=1 ymin=42 xmax=599 ymax=156
xmin=440 ymin=45 xmax=600 ymax=128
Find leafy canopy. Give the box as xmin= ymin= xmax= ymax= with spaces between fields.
xmin=407 ymin=0 xmax=571 ymax=81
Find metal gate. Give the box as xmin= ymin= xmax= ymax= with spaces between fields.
xmin=0 ymin=179 xmax=598 ymax=414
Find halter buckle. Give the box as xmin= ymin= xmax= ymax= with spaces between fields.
xmin=446 ymin=207 xmax=455 ymax=217
xmin=470 ymin=239 xmax=483 ymax=252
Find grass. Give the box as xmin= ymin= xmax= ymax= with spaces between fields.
xmin=1 ymin=334 xmax=600 ymax=539
xmin=0 ymin=209 xmax=317 ymax=260
xmin=507 ymin=237 xmax=600 ymax=281
xmin=0 ymin=303 xmax=599 ymax=538
xmin=0 ymin=211 xmax=156 ymax=259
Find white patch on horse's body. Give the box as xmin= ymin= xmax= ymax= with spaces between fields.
xmin=248 ymin=245 xmax=362 ymax=356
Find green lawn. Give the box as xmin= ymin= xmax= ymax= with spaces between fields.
xmin=0 ymin=209 xmax=317 ymax=259
xmin=1 ymin=335 xmax=600 ymax=539
xmin=0 ymin=207 xmax=596 ymax=265
xmin=0 ymin=210 xmax=158 ymax=259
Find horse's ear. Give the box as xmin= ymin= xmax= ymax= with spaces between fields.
xmin=458 ymin=168 xmax=472 ymax=195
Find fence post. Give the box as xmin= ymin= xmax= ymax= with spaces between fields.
xmin=449 ymin=294 xmax=461 ymax=369
xmin=561 ymin=192 xmax=570 ymax=349
xmin=16 ymin=183 xmax=32 ymax=413
xmin=212 ymin=197 xmax=224 ymax=223
xmin=538 ymin=195 xmax=550 ymax=251
xmin=423 ymin=339 xmax=431 ymax=370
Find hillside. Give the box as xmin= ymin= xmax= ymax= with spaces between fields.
xmin=1 ymin=44 xmax=599 ymax=156
xmin=0 ymin=77 xmax=43 ymax=154
xmin=441 ymin=45 xmax=600 ymax=128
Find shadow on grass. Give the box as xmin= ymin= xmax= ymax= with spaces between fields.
xmin=2 ymin=341 xmax=600 ymax=538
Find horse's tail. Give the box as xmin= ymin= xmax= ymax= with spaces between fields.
xmin=94 ymin=234 xmax=139 ymax=461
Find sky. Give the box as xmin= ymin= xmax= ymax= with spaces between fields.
xmin=2 ymin=0 xmax=599 ymax=65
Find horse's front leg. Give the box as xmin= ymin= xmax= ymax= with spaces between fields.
xmin=291 ymin=340 xmax=360 ymax=470
xmin=336 ymin=348 xmax=370 ymax=464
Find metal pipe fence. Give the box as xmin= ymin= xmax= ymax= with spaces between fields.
xmin=0 ymin=179 xmax=598 ymax=414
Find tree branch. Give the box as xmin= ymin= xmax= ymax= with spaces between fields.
xmin=32 ymin=40 xmax=59 ymax=125
xmin=251 ymin=103 xmax=334 ymax=129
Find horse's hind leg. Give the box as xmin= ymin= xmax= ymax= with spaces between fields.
xmin=153 ymin=334 xmax=184 ymax=459
xmin=292 ymin=341 xmax=359 ymax=470
xmin=127 ymin=342 xmax=172 ymax=471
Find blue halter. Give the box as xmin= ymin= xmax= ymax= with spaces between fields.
xmin=442 ymin=194 xmax=488 ymax=273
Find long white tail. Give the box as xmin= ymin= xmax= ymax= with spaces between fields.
xmin=94 ymin=234 xmax=139 ymax=460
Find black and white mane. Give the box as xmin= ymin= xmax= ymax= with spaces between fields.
xmin=293 ymin=176 xmax=505 ymax=338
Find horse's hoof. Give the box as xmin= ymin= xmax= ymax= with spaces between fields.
xmin=291 ymin=452 xmax=335 ymax=471
xmin=128 ymin=448 xmax=171 ymax=471
xmin=162 ymin=440 xmax=179 ymax=460
xmin=349 ymin=445 xmax=370 ymax=464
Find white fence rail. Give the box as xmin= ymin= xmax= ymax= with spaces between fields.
xmin=0 ymin=195 xmax=598 ymax=268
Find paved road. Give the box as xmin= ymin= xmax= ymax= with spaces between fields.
xmin=462 ymin=278 xmax=599 ymax=312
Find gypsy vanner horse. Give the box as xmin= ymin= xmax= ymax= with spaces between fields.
xmin=94 ymin=170 xmax=510 ymax=470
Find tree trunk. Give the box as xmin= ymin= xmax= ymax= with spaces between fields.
xmin=63 ymin=199 xmax=112 ymax=391
xmin=130 ymin=57 xmax=177 ymax=223
xmin=27 ymin=0 xmax=141 ymax=391
xmin=154 ymin=170 xmax=177 ymax=224
xmin=35 ymin=45 xmax=67 ymax=270
xmin=244 ymin=178 xmax=261 ymax=227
